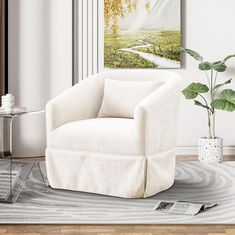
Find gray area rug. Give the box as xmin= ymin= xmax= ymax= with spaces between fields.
xmin=0 ymin=161 xmax=235 ymax=224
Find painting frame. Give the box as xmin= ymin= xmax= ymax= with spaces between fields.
xmin=104 ymin=0 xmax=181 ymax=69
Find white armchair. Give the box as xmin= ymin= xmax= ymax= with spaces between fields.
xmin=46 ymin=69 xmax=181 ymax=198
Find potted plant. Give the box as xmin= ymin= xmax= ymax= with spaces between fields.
xmin=179 ymin=48 xmax=235 ymax=163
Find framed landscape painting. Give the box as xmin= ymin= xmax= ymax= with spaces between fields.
xmin=104 ymin=0 xmax=181 ymax=69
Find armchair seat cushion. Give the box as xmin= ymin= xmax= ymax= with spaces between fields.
xmin=48 ymin=118 xmax=144 ymax=156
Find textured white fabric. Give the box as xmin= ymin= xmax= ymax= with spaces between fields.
xmin=134 ymin=77 xmax=181 ymax=155
xmin=98 ymin=79 xmax=162 ymax=118
xmin=46 ymin=149 xmax=146 ymax=198
xmin=48 ymin=118 xmax=144 ymax=156
xmin=144 ymin=150 xmax=176 ymax=197
xmin=45 ymin=69 xmax=181 ymax=198
xmin=46 ymin=75 xmax=104 ymax=135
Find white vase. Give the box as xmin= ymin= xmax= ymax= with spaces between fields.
xmin=198 ymin=137 xmax=223 ymax=163
xmin=1 ymin=94 xmax=15 ymax=114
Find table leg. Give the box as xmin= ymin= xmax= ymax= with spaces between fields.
xmin=36 ymin=161 xmax=47 ymax=185
xmin=9 ymin=117 xmax=13 ymax=202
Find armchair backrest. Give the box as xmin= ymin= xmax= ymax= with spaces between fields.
xmin=46 ymin=69 xmax=181 ymax=135
xmin=87 ymin=69 xmax=181 ymax=119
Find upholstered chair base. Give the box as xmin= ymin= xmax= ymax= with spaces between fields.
xmin=46 ymin=148 xmax=175 ymax=198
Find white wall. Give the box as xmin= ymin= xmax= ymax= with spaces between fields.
xmin=8 ymin=0 xmax=72 ymax=156
xmin=8 ymin=0 xmax=235 ymax=156
xmin=174 ymin=0 xmax=235 ymax=154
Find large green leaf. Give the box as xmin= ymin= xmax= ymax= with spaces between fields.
xmin=211 ymin=99 xmax=235 ymax=112
xmin=220 ymin=89 xmax=235 ymax=102
xmin=178 ymin=48 xmax=203 ymax=62
xmin=223 ymin=54 xmax=235 ymax=62
xmin=194 ymin=100 xmax=210 ymax=110
xmin=198 ymin=62 xmax=211 ymax=71
xmin=214 ymin=79 xmax=232 ymax=90
xmin=212 ymin=62 xmax=227 ymax=72
xmin=182 ymin=83 xmax=209 ymax=99
xmin=182 ymin=89 xmax=198 ymax=99
xmin=211 ymin=89 xmax=235 ymax=112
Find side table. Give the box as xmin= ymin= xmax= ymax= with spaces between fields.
xmin=0 ymin=108 xmax=46 ymax=203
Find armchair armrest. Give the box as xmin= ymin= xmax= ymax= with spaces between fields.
xmin=134 ymin=78 xmax=181 ymax=156
xmin=46 ymin=76 xmax=104 ymax=135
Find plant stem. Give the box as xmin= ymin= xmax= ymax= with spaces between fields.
xmin=210 ymin=69 xmax=214 ymax=99
xmin=207 ymin=69 xmax=216 ymax=139
xmin=198 ymin=94 xmax=215 ymax=138
xmin=214 ymin=72 xmax=218 ymax=90
xmin=198 ymin=94 xmax=213 ymax=113
xmin=209 ymin=112 xmax=215 ymax=139
xmin=204 ymin=70 xmax=210 ymax=87
xmin=207 ymin=111 xmax=212 ymax=139
xmin=212 ymin=71 xmax=219 ymax=99
xmin=200 ymin=66 xmax=215 ymax=139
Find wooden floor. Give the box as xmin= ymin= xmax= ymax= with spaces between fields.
xmin=0 ymin=225 xmax=235 ymax=235
xmin=0 ymin=155 xmax=234 ymax=235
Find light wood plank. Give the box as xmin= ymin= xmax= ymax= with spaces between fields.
xmin=1 ymin=225 xmax=235 ymax=235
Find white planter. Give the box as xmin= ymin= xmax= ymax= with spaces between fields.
xmin=198 ymin=137 xmax=223 ymax=163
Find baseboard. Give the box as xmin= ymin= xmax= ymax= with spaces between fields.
xmin=1 ymin=148 xmax=235 ymax=159
xmin=176 ymin=146 xmax=235 ymax=156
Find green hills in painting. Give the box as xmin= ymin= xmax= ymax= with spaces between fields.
xmin=104 ymin=30 xmax=180 ymax=69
